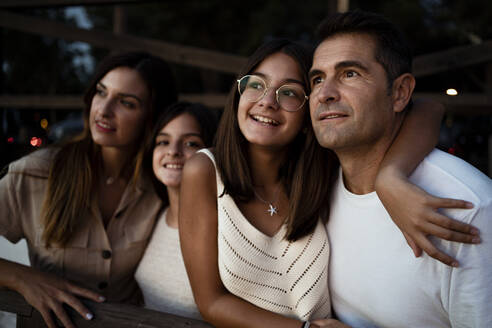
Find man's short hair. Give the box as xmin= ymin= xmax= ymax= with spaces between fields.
xmin=316 ymin=11 xmax=413 ymax=87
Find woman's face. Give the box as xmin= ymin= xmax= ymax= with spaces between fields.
xmin=152 ymin=113 xmax=205 ymax=188
xmin=89 ymin=67 xmax=150 ymax=150
xmin=237 ymin=52 xmax=306 ymax=150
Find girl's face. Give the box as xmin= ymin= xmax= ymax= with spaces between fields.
xmin=237 ymin=52 xmax=306 ymax=150
xmin=89 ymin=67 xmax=150 ymax=150
xmin=152 ymin=113 xmax=205 ymax=188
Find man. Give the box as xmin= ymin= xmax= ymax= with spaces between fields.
xmin=309 ymin=11 xmax=492 ymax=327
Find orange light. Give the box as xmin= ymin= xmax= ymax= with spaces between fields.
xmin=30 ymin=137 xmax=42 ymax=147
xmin=40 ymin=118 xmax=48 ymax=129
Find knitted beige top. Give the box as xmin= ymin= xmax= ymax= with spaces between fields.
xmin=200 ymin=149 xmax=331 ymax=321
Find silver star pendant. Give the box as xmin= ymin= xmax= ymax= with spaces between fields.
xmin=267 ymin=204 xmax=278 ymax=216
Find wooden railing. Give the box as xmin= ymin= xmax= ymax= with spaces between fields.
xmin=0 ymin=289 xmax=213 ymax=328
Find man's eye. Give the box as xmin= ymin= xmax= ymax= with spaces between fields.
xmin=345 ymin=71 xmax=359 ymax=78
xmin=311 ymin=76 xmax=323 ymax=86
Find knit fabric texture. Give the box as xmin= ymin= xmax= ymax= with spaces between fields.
xmin=199 ymin=149 xmax=332 ymax=321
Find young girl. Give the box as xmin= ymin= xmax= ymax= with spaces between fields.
xmin=135 ymin=102 xmax=217 ymax=319
xmin=178 ymin=39 xmax=475 ymax=328
xmin=0 ymin=52 xmax=177 ymax=328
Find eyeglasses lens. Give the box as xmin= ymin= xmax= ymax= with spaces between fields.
xmin=238 ymin=75 xmax=266 ymax=102
xmin=238 ymin=75 xmax=306 ymax=112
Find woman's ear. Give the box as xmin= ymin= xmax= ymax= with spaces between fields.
xmin=392 ymin=73 xmax=416 ymax=113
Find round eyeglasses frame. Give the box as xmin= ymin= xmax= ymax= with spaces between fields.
xmin=236 ymin=75 xmax=308 ymax=112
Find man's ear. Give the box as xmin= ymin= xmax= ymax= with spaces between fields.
xmin=391 ymin=73 xmax=416 ymax=113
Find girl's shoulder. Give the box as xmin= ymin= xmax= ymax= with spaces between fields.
xmin=6 ymin=147 xmax=60 ymax=177
xmin=183 ymin=148 xmax=216 ymax=182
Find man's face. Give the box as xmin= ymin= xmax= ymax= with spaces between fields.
xmin=309 ymin=33 xmax=396 ymax=152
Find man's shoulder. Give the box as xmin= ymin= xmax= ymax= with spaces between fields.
xmin=412 ymin=149 xmax=492 ymax=207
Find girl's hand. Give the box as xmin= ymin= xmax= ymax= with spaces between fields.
xmin=14 ymin=265 xmax=105 ymax=328
xmin=375 ymin=168 xmax=480 ymax=267
xmin=311 ymin=318 xmax=352 ymax=327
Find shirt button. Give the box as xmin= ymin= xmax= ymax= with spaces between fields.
xmin=101 ymin=250 xmax=112 ymax=259
xmin=98 ymin=281 xmax=108 ymax=290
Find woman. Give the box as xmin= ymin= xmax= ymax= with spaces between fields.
xmin=135 ymin=102 xmax=217 ymax=319
xmin=0 ymin=51 xmax=177 ymax=328
xmin=179 ymin=39 xmax=476 ymax=328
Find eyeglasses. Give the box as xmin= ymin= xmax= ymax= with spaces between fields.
xmin=237 ymin=75 xmax=308 ymax=112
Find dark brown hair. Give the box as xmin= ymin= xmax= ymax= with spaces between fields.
xmin=146 ymin=101 xmax=218 ymax=204
xmin=215 ymin=39 xmax=337 ymax=241
xmin=316 ymin=10 xmax=413 ymax=88
xmin=42 ymin=52 xmax=177 ymax=246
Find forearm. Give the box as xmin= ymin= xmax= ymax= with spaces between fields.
xmin=379 ymin=99 xmax=444 ymax=177
xmin=200 ymin=292 xmax=310 ymax=328
xmin=0 ymin=258 xmax=30 ymax=292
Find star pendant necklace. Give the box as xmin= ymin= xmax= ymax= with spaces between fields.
xmin=253 ymin=183 xmax=281 ymax=217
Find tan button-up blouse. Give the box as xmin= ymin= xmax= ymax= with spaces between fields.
xmin=0 ymin=148 xmax=162 ymax=303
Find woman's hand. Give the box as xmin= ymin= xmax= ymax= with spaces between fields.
xmin=311 ymin=318 xmax=352 ymax=327
xmin=375 ymin=168 xmax=480 ymax=267
xmin=5 ymin=260 xmax=105 ymax=328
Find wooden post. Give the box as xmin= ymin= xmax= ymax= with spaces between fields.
xmin=113 ymin=5 xmax=126 ymax=35
xmin=486 ymin=63 xmax=492 ymax=177
xmin=337 ymin=0 xmax=349 ymax=12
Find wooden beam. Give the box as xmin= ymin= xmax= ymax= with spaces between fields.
xmin=0 ymin=10 xmax=247 ymax=74
xmin=413 ymin=40 xmax=492 ymax=77
xmin=0 ymin=0 xmax=151 ymax=8
xmin=0 ymin=289 xmax=212 ymax=328
xmin=0 ymin=95 xmax=83 ymax=109
xmin=179 ymin=93 xmax=227 ymax=108
xmin=2 ymin=93 xmax=491 ymax=115
xmin=413 ymin=92 xmax=492 ymax=115
xmin=0 ymin=94 xmax=228 ymax=109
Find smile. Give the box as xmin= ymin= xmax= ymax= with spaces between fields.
xmin=251 ymin=114 xmax=279 ymax=126
xmin=319 ymin=112 xmax=348 ymax=120
xmin=95 ymin=120 xmax=116 ymax=131
xmin=164 ymin=163 xmax=183 ymax=169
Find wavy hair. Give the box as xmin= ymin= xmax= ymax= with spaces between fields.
xmin=41 ymin=52 xmax=177 ymax=246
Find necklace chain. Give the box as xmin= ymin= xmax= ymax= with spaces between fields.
xmin=253 ymin=184 xmax=281 ymax=216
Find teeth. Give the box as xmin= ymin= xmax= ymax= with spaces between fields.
xmin=324 ymin=114 xmax=345 ymax=119
xmin=97 ymin=121 xmax=113 ymax=129
xmin=252 ymin=115 xmax=279 ymax=125
xmin=165 ymin=164 xmax=183 ymax=169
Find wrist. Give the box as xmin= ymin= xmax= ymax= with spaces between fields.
xmin=0 ymin=259 xmax=28 ymax=291
xmin=375 ymin=165 xmax=407 ymax=194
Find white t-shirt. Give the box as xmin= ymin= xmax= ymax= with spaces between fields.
xmin=135 ymin=208 xmax=201 ymax=320
xmin=327 ymin=149 xmax=492 ymax=327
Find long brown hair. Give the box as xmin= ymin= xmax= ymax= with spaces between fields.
xmin=41 ymin=52 xmax=177 ymax=246
xmin=215 ymin=39 xmax=337 ymax=241
xmin=145 ymin=101 xmax=218 ymax=205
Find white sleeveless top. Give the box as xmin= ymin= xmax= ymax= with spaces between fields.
xmin=135 ymin=208 xmax=201 ymax=320
xmin=200 ymin=149 xmax=331 ymax=320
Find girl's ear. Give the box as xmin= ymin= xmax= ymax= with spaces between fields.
xmin=392 ymin=73 xmax=416 ymax=113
